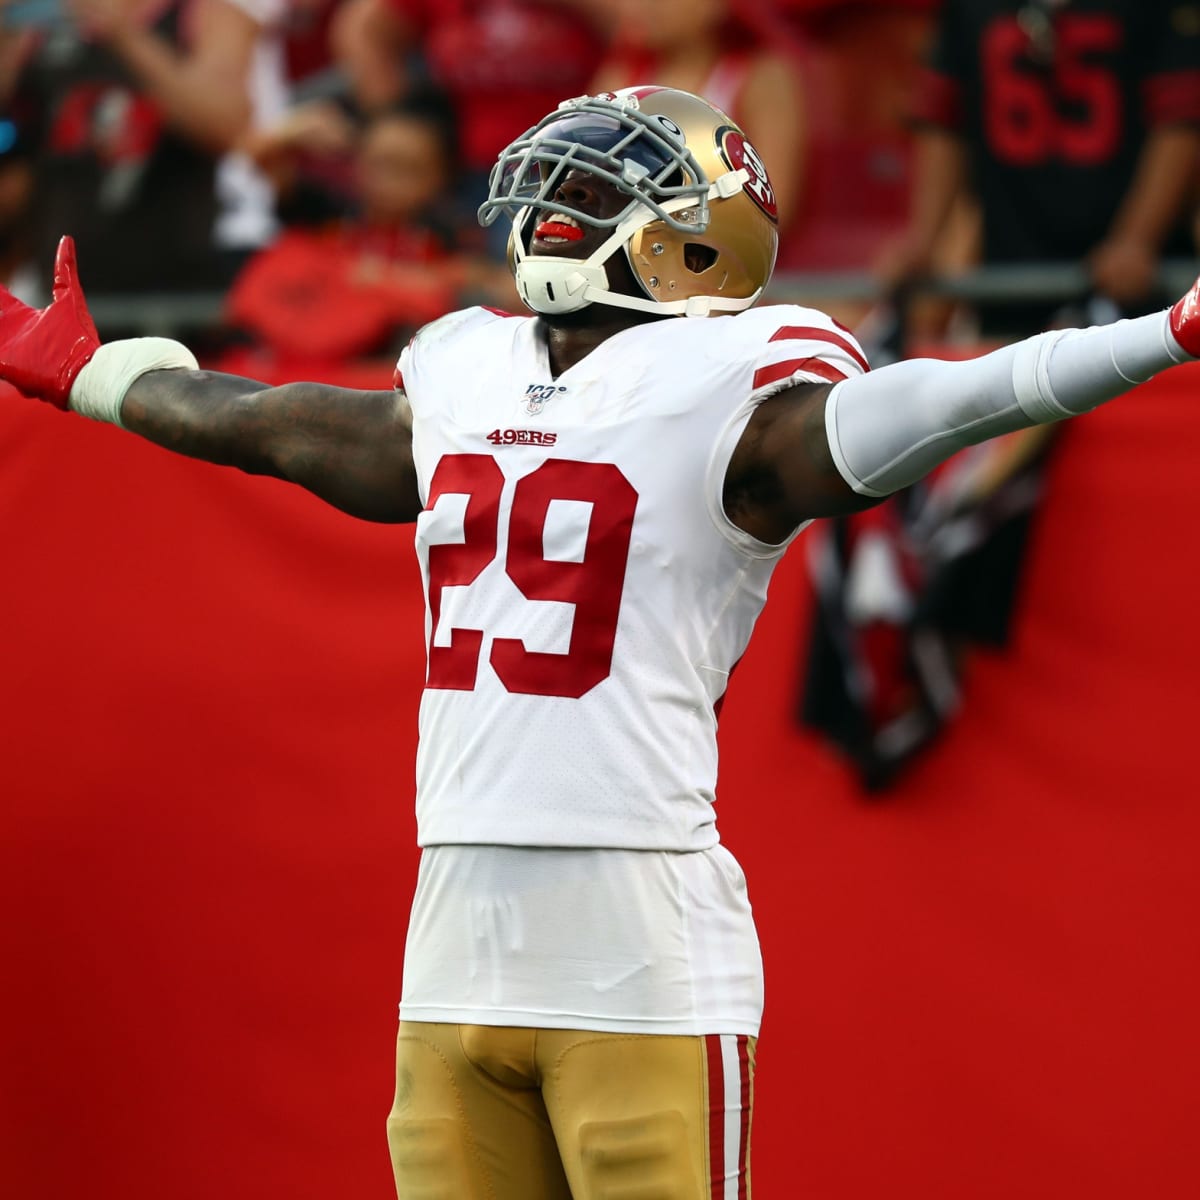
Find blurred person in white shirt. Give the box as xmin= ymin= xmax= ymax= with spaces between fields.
xmin=0 ymin=0 xmax=288 ymax=294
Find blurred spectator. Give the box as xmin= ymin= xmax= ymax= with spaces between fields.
xmin=279 ymin=0 xmax=342 ymax=95
xmin=0 ymin=108 xmax=40 ymax=304
xmin=225 ymin=97 xmax=515 ymax=370
xmin=245 ymin=92 xmax=396 ymax=228
xmin=881 ymin=0 xmax=1200 ymax=338
xmin=245 ymin=80 xmax=461 ymax=231
xmin=803 ymin=0 xmax=1200 ymax=789
xmin=589 ymin=0 xmax=805 ymax=227
xmin=2 ymin=0 xmax=287 ymax=296
xmin=768 ymin=1 xmax=933 ymax=296
xmin=330 ymin=0 xmax=601 ymax=253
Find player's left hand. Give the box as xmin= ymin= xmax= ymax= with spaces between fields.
xmin=0 ymin=236 xmax=101 ymax=409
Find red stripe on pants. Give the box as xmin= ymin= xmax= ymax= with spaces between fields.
xmin=737 ymin=1035 xmax=751 ymax=1200
xmin=706 ymin=1033 xmax=725 ymax=1200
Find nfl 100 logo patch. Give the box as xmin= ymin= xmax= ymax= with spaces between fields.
xmin=524 ymin=383 xmax=567 ymax=415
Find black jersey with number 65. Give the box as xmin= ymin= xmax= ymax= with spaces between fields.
xmin=912 ymin=0 xmax=1200 ymax=263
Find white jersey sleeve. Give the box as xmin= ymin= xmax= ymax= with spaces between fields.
xmin=701 ymin=303 xmax=872 ymax=555
xmin=740 ymin=304 xmax=871 ymax=396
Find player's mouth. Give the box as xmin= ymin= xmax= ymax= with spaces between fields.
xmin=532 ymin=213 xmax=587 ymax=250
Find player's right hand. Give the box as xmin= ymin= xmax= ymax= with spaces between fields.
xmin=0 ymin=236 xmax=101 ymax=410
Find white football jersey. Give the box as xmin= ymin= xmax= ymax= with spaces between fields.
xmin=397 ymin=302 xmax=869 ymax=1034
xmin=399 ymin=303 xmax=869 ymax=852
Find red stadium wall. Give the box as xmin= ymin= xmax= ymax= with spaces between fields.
xmin=2 ymin=367 xmax=1199 ymax=1199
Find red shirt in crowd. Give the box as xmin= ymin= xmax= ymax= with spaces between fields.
xmin=383 ymin=0 xmax=600 ymax=170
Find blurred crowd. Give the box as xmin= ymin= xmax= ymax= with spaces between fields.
xmin=0 ymin=0 xmax=1195 ymax=786
xmin=0 ymin=0 xmax=1197 ymax=370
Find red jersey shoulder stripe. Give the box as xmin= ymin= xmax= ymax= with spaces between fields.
xmin=768 ymin=325 xmax=870 ymax=372
xmin=753 ymin=355 xmax=849 ymax=390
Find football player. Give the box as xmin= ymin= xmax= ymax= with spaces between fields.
xmin=2 ymin=87 xmax=1198 ymax=1200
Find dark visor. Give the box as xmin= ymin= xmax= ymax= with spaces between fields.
xmin=531 ymin=114 xmax=675 ymax=176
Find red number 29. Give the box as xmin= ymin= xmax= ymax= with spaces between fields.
xmin=424 ymin=454 xmax=638 ymax=698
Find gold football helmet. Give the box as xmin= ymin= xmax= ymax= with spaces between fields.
xmin=479 ymin=86 xmax=779 ymax=318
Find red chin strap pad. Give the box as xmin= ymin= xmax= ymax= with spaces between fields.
xmin=0 ymin=236 xmax=101 ymax=409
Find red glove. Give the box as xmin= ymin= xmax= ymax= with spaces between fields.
xmin=1169 ymin=274 xmax=1200 ymax=359
xmin=0 ymin=236 xmax=100 ymax=409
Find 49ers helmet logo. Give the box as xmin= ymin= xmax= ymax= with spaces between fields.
xmin=715 ymin=126 xmax=778 ymax=224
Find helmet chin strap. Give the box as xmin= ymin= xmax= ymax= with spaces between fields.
xmin=513 ymin=170 xmax=756 ymax=318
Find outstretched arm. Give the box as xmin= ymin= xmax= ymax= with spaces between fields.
xmin=727 ymin=282 xmax=1200 ymax=543
xmin=0 ymin=238 xmax=422 ymax=524
xmin=120 ymin=371 xmax=419 ymax=523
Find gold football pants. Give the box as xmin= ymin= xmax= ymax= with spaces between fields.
xmin=387 ymin=1021 xmax=755 ymax=1200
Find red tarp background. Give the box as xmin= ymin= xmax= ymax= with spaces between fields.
xmin=2 ymin=365 xmax=1199 ymax=1199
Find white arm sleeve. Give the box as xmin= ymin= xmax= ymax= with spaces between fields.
xmin=826 ymin=310 xmax=1192 ymax=497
